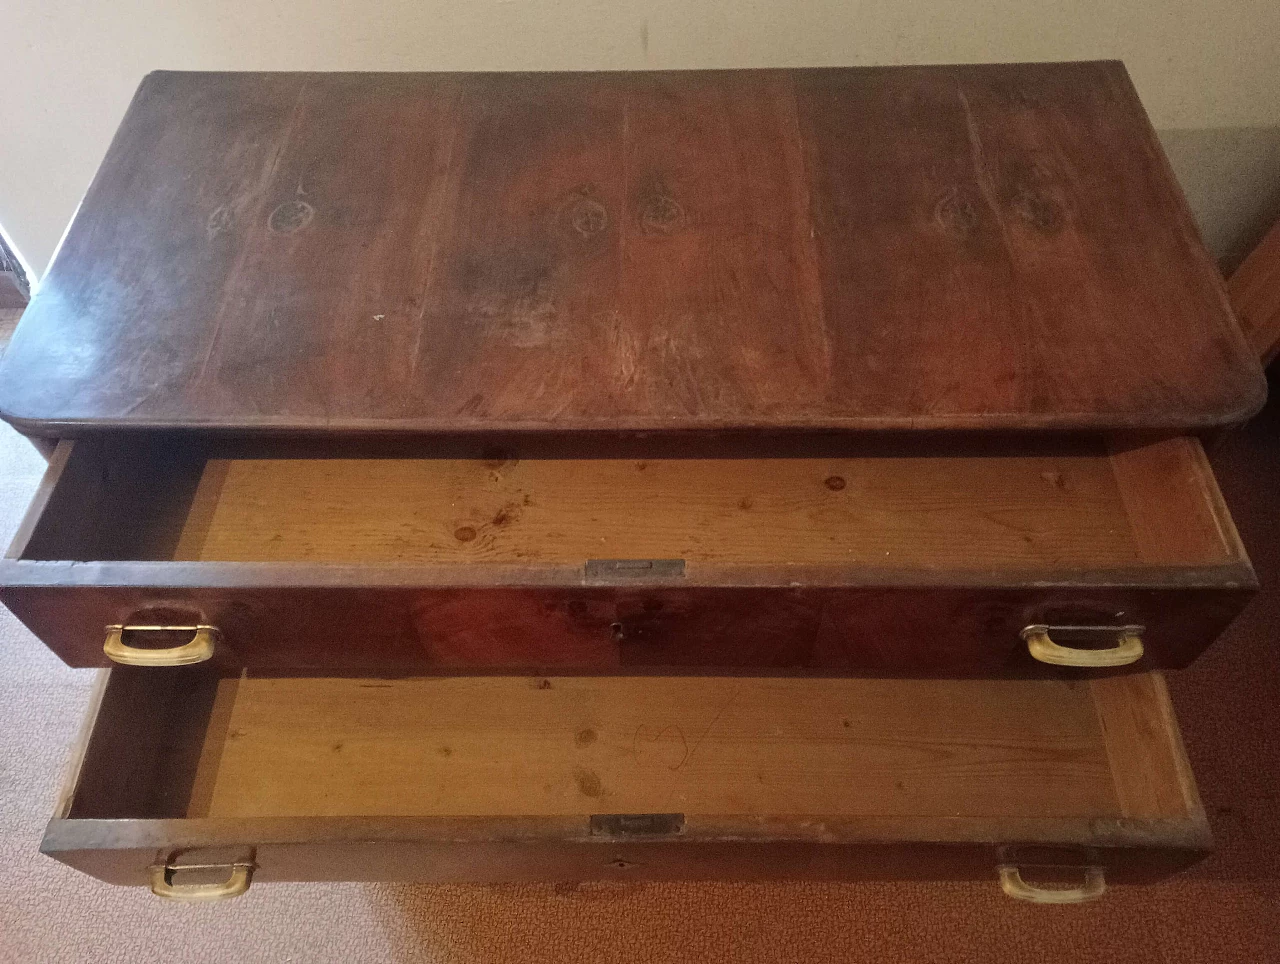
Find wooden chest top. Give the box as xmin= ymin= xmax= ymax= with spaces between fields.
xmin=0 ymin=62 xmax=1263 ymax=436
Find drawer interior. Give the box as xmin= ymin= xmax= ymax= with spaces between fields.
xmin=65 ymin=669 xmax=1203 ymax=828
xmin=15 ymin=434 xmax=1244 ymax=570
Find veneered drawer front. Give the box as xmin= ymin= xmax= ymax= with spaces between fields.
xmin=0 ymin=580 xmax=1252 ymax=674
xmin=45 ymin=670 xmax=1210 ymax=899
xmin=1 ymin=434 xmax=1255 ymax=674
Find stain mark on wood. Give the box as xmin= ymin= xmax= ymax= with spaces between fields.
xmin=267 ymin=199 xmax=314 ymax=234
xmin=480 ymin=448 xmax=513 ymax=470
xmin=1011 ymin=187 xmax=1063 ymax=233
xmin=1041 ymin=469 xmax=1068 ymax=490
xmin=560 ymin=189 xmax=610 ymax=241
xmin=491 ymin=502 xmax=521 ymax=528
xmin=636 ymin=175 xmax=685 ymax=236
xmin=574 ymin=767 xmax=604 ymax=797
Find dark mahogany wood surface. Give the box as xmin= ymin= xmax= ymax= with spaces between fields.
xmin=0 ymin=576 xmax=1252 ymax=674
xmin=0 ymin=63 xmax=1264 ymax=437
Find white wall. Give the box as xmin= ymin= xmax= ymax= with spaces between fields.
xmin=3 ymin=0 xmax=1280 ymax=276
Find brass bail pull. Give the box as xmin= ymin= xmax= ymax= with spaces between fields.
xmin=998 ymin=865 xmax=1106 ymax=903
xmin=1021 ymin=624 xmax=1144 ymax=668
xmin=104 ymin=624 xmax=219 ymax=666
xmin=149 ymin=862 xmax=253 ymax=901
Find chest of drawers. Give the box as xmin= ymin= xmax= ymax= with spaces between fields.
xmin=0 ymin=62 xmax=1264 ymax=903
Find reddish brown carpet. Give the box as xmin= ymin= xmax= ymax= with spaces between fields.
xmin=0 ymin=313 xmax=1276 ymax=960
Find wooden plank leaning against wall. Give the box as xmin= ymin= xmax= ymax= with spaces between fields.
xmin=1228 ymin=216 xmax=1280 ymax=367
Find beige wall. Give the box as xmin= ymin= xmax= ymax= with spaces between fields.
xmin=2 ymin=0 xmax=1279 ymax=277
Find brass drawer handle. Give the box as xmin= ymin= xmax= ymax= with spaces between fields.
xmin=148 ymin=862 xmax=253 ymax=901
xmin=1021 ymin=624 xmax=1144 ymax=668
xmin=104 ymin=624 xmax=219 ymax=666
xmin=998 ymin=865 xmax=1106 ymax=903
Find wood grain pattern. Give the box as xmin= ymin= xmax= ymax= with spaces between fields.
xmin=1228 ymin=216 xmax=1280 ymax=365
xmin=1106 ymin=434 xmax=1250 ymax=566
xmin=44 ymin=668 xmax=1210 ymax=888
xmin=2 ymin=439 xmax=76 ymax=560
xmin=66 ymin=670 xmax=1202 ymax=823
xmin=1090 ymin=672 xmax=1204 ymax=821
xmin=183 ymin=675 xmax=1125 ymax=819
xmin=0 ymin=579 xmax=1252 ymax=674
xmin=68 ymin=665 xmax=222 ymax=819
xmin=0 ymin=64 xmax=1264 ymax=437
xmin=168 ymin=447 xmax=1143 ymax=568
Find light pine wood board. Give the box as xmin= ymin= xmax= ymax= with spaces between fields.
xmin=1106 ymin=435 xmax=1246 ymax=566
xmin=169 ymin=451 xmax=1150 ymax=567
xmin=186 ymin=675 xmax=1193 ymax=821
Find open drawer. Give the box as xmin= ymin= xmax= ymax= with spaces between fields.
xmin=0 ymin=433 xmax=1255 ymax=675
xmin=44 ymin=668 xmax=1210 ymax=901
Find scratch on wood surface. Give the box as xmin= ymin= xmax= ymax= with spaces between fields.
xmin=681 ymin=683 xmax=741 ymax=770
xmin=619 ymin=96 xmax=630 ymax=271
xmin=196 ymin=78 xmax=310 ymax=386
xmin=410 ymin=83 xmax=462 ymax=377
xmin=632 ymin=723 xmax=690 ymax=771
xmin=959 ymin=84 xmax=1028 ymax=292
xmin=958 ymin=88 xmax=1003 ymax=230
xmin=263 ymin=78 xmax=309 ymax=186
xmin=611 ymin=311 xmax=639 ymax=390
xmin=787 ymin=74 xmax=833 ymax=386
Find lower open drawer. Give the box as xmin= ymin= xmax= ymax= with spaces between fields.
xmin=45 ymin=668 xmax=1209 ymax=902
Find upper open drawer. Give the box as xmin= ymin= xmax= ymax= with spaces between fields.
xmin=0 ymin=433 xmax=1255 ymax=674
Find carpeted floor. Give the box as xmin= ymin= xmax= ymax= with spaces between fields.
xmin=0 ymin=306 xmax=1277 ymax=962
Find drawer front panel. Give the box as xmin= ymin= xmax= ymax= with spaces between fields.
xmin=43 ymin=822 xmax=1205 ymax=889
xmin=0 ymin=580 xmax=1253 ymax=673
